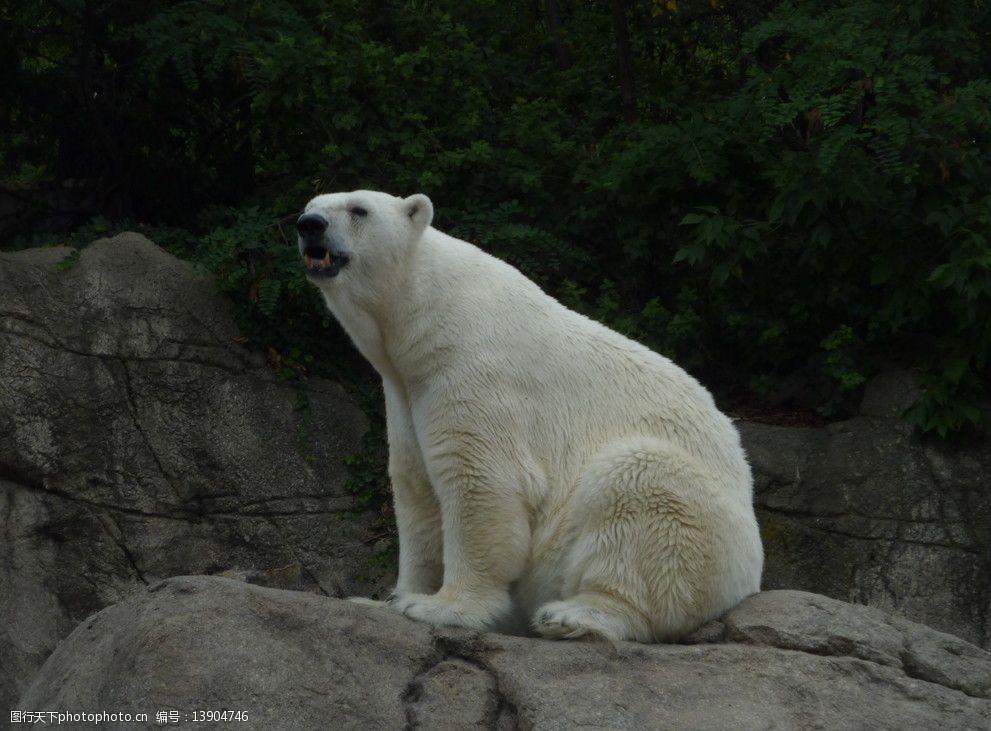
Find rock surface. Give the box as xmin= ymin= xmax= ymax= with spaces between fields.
xmin=742 ymin=371 xmax=991 ymax=649
xmin=4 ymin=235 xmax=990 ymax=719
xmin=18 ymin=576 xmax=991 ymax=730
xmin=0 ymin=235 xmax=382 ymax=711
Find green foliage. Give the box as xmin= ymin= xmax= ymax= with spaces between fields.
xmin=338 ymin=386 xmax=389 ymax=515
xmin=2 ymin=0 xmax=989 ymax=436
xmin=54 ymin=250 xmax=79 ymax=271
xmin=342 ymin=437 xmax=390 ymax=512
xmin=597 ymin=0 xmax=991 ymax=432
xmin=341 ymin=388 xmax=395 ymax=563
xmin=184 ymin=205 xmax=366 ymax=384
xmin=679 ymin=0 xmax=991 ymax=433
xmin=818 ymin=325 xmax=866 ymax=416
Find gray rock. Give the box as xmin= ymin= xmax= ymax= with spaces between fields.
xmin=0 ymin=235 xmax=385 ymax=711
xmin=858 ymin=370 xmax=923 ymax=419
xmin=17 ymin=576 xmax=991 ymax=730
xmin=5 ymin=233 xmax=990 ymax=719
xmin=725 ymin=590 xmax=990 ymax=698
xmin=741 ymin=382 xmax=991 ymax=649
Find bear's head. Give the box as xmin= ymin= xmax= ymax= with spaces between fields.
xmin=296 ymin=190 xmax=433 ymax=288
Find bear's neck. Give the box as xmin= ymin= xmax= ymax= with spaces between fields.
xmin=320 ymin=231 xmax=455 ymax=388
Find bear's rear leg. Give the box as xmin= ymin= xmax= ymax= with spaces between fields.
xmin=533 ymin=591 xmax=652 ymax=642
xmin=532 ymin=439 xmax=739 ymax=643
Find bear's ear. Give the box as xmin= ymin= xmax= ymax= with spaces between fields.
xmin=403 ymin=194 xmax=433 ymax=235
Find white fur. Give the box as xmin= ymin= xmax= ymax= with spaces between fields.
xmin=303 ymin=190 xmax=763 ymax=642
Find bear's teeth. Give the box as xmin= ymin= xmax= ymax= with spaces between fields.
xmin=322 ymin=252 xmax=332 ymax=266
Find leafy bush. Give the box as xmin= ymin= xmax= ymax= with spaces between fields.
xmin=581 ymin=0 xmax=991 ymax=434
xmin=2 ymin=0 xmax=989 ymax=436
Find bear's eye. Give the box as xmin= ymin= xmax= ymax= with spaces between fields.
xmin=349 ymin=205 xmax=368 ymax=217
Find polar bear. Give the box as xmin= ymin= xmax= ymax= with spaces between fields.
xmin=297 ymin=190 xmax=763 ymax=642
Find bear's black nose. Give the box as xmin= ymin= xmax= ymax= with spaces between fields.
xmin=297 ymin=213 xmax=329 ymax=239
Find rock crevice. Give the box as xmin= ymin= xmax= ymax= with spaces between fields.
xmin=0 ymin=236 xmax=379 ymax=711
xmin=18 ymin=578 xmax=990 ymax=731
xmin=744 ymin=376 xmax=991 ymax=649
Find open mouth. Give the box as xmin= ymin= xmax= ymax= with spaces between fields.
xmin=303 ymin=245 xmax=350 ymax=278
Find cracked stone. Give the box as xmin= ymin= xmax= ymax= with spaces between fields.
xmin=404 ymin=658 xmax=500 ymax=730
xmin=741 ymin=395 xmax=991 ymax=650
xmin=0 ymin=235 xmax=385 ymax=710
xmin=18 ymin=577 xmax=991 ymax=730
xmin=4 ymin=234 xmax=991 ymax=719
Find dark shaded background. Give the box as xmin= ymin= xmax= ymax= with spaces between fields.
xmin=2 ymin=0 xmax=989 ymax=435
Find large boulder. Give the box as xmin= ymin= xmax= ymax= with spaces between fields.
xmin=743 ymin=371 xmax=991 ymax=649
xmin=4 ymin=234 xmax=989 ymax=718
xmin=17 ymin=576 xmax=991 ymax=730
xmin=0 ymin=236 xmax=382 ymax=711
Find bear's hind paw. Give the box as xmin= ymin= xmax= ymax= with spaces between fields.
xmin=533 ymin=599 xmax=636 ymax=643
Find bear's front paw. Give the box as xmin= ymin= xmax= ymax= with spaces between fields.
xmin=346 ymin=596 xmax=390 ymax=608
xmin=347 ymin=589 xmax=410 ymax=608
xmin=391 ymin=590 xmax=509 ymax=631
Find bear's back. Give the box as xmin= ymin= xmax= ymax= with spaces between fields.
xmin=411 ymin=229 xmax=749 ymax=490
